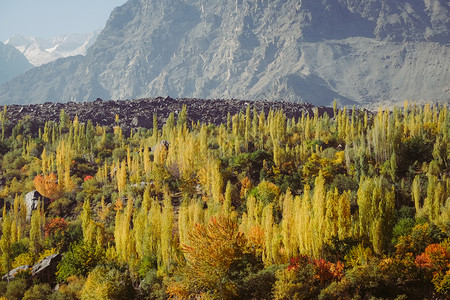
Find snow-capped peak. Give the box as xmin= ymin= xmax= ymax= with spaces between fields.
xmin=5 ymin=30 xmax=101 ymax=66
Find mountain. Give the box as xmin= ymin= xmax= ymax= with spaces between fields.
xmin=5 ymin=32 xmax=100 ymax=66
xmin=0 ymin=0 xmax=448 ymax=107
xmin=0 ymin=42 xmax=33 ymax=85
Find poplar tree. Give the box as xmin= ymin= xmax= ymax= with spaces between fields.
xmin=223 ymin=181 xmax=233 ymax=215
xmin=412 ymin=175 xmax=421 ymax=214
xmin=357 ymin=177 xmax=395 ymax=254
xmin=1 ymin=208 xmax=12 ymax=279
xmin=296 ymin=185 xmax=312 ymax=256
xmin=312 ymin=171 xmax=326 ymax=257
xmin=162 ymin=112 xmax=175 ymax=140
xmin=177 ymin=105 xmax=188 ymax=129
xmin=324 ymin=189 xmax=339 ymax=242
xmin=281 ymin=190 xmax=296 ymax=260
xmin=29 ymin=209 xmax=43 ymax=262
xmin=152 ymin=113 xmax=158 ymax=141
xmin=1 ymin=106 xmax=6 ymax=141
xmin=209 ymin=159 xmax=223 ymax=204
xmin=81 ymin=199 xmax=97 ymax=246
xmin=160 ymin=190 xmax=173 ymax=271
xmin=337 ymin=191 xmax=351 ymax=240
xmin=117 ymin=160 xmax=127 ymax=195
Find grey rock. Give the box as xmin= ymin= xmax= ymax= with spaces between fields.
xmin=131 ymin=116 xmax=152 ymax=128
xmin=24 ymin=190 xmax=50 ymax=220
xmin=31 ymin=253 xmax=61 ymax=284
xmin=2 ymin=265 xmax=31 ymax=281
xmin=152 ymin=140 xmax=170 ymax=152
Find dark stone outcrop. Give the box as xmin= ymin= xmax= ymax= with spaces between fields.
xmin=31 ymin=253 xmax=62 ymax=284
xmin=2 ymin=254 xmax=62 ymax=284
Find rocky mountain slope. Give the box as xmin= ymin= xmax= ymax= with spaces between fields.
xmin=0 ymin=0 xmax=448 ymax=107
xmin=0 ymin=42 xmax=33 ymax=85
xmin=5 ymin=32 xmax=99 ymax=66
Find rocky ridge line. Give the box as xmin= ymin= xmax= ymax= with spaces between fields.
xmin=1 ymin=97 xmax=334 ymax=135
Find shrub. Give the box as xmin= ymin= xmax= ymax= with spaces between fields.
xmin=12 ymin=252 xmax=33 ymax=268
xmin=80 ymin=265 xmax=135 ymax=300
xmin=398 ymin=135 xmax=433 ymax=176
xmin=112 ymin=148 xmax=127 ymax=162
xmin=322 ymin=236 xmax=360 ymax=263
xmin=3 ymin=279 xmax=28 ymax=300
xmin=56 ymin=242 xmax=104 ymax=282
xmin=273 ymin=255 xmax=344 ymax=300
xmin=44 ymin=217 xmax=69 ymax=250
xmin=49 ymin=276 xmax=86 ymax=300
xmin=0 ymin=281 xmax=7 ymax=295
xmin=248 ymin=180 xmax=280 ymax=205
xmin=22 ymin=283 xmax=53 ymax=300
xmin=415 ymin=242 xmax=450 ymax=294
xmin=137 ymin=255 xmax=158 ymax=278
xmin=138 ymin=269 xmax=167 ymax=300
xmin=329 ymin=174 xmax=358 ymax=193
xmin=11 ymin=240 xmax=29 ymax=261
xmin=45 ymin=217 xmax=68 ymax=238
xmin=273 ymin=256 xmax=316 ymax=300
xmin=237 ymin=264 xmax=283 ymax=299
xmin=392 ymin=217 xmax=416 ymax=246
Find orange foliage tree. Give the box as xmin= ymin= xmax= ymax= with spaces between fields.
xmin=415 ymin=243 xmax=450 ymax=294
xmin=167 ymin=216 xmax=249 ymax=299
xmin=33 ymin=173 xmax=61 ymax=199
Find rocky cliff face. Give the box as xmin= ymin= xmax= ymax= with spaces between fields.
xmin=0 ymin=0 xmax=448 ymax=107
xmin=0 ymin=42 xmax=33 ymax=85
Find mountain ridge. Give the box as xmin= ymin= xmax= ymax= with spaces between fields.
xmin=5 ymin=31 xmax=100 ymax=66
xmin=0 ymin=0 xmax=448 ymax=107
xmin=0 ymin=42 xmax=33 ymax=85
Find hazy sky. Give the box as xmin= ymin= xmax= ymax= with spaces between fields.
xmin=0 ymin=0 xmax=128 ymax=42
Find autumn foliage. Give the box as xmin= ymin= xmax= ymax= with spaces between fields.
xmin=0 ymin=101 xmax=449 ymax=298
xmin=33 ymin=173 xmax=61 ymax=199
xmin=168 ymin=216 xmax=249 ymax=299
xmin=44 ymin=217 xmax=68 ymax=238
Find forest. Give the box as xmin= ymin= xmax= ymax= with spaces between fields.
xmin=0 ymin=101 xmax=448 ymax=299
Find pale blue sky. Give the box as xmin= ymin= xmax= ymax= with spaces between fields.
xmin=0 ymin=0 xmax=128 ymax=42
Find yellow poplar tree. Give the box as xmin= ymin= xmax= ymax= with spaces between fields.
xmin=1 ymin=208 xmax=12 ymax=276
xmin=160 ymin=191 xmax=173 ymax=271
xmin=281 ymin=190 xmax=296 ymax=260
xmin=311 ymin=171 xmax=326 ymax=257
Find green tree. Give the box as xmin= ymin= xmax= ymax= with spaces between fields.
xmin=56 ymin=242 xmax=104 ymax=282
xmin=29 ymin=209 xmax=43 ymax=262
xmin=22 ymin=283 xmax=53 ymax=300
xmin=357 ymin=177 xmax=395 ymax=254
xmin=177 ymin=105 xmax=188 ymax=129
